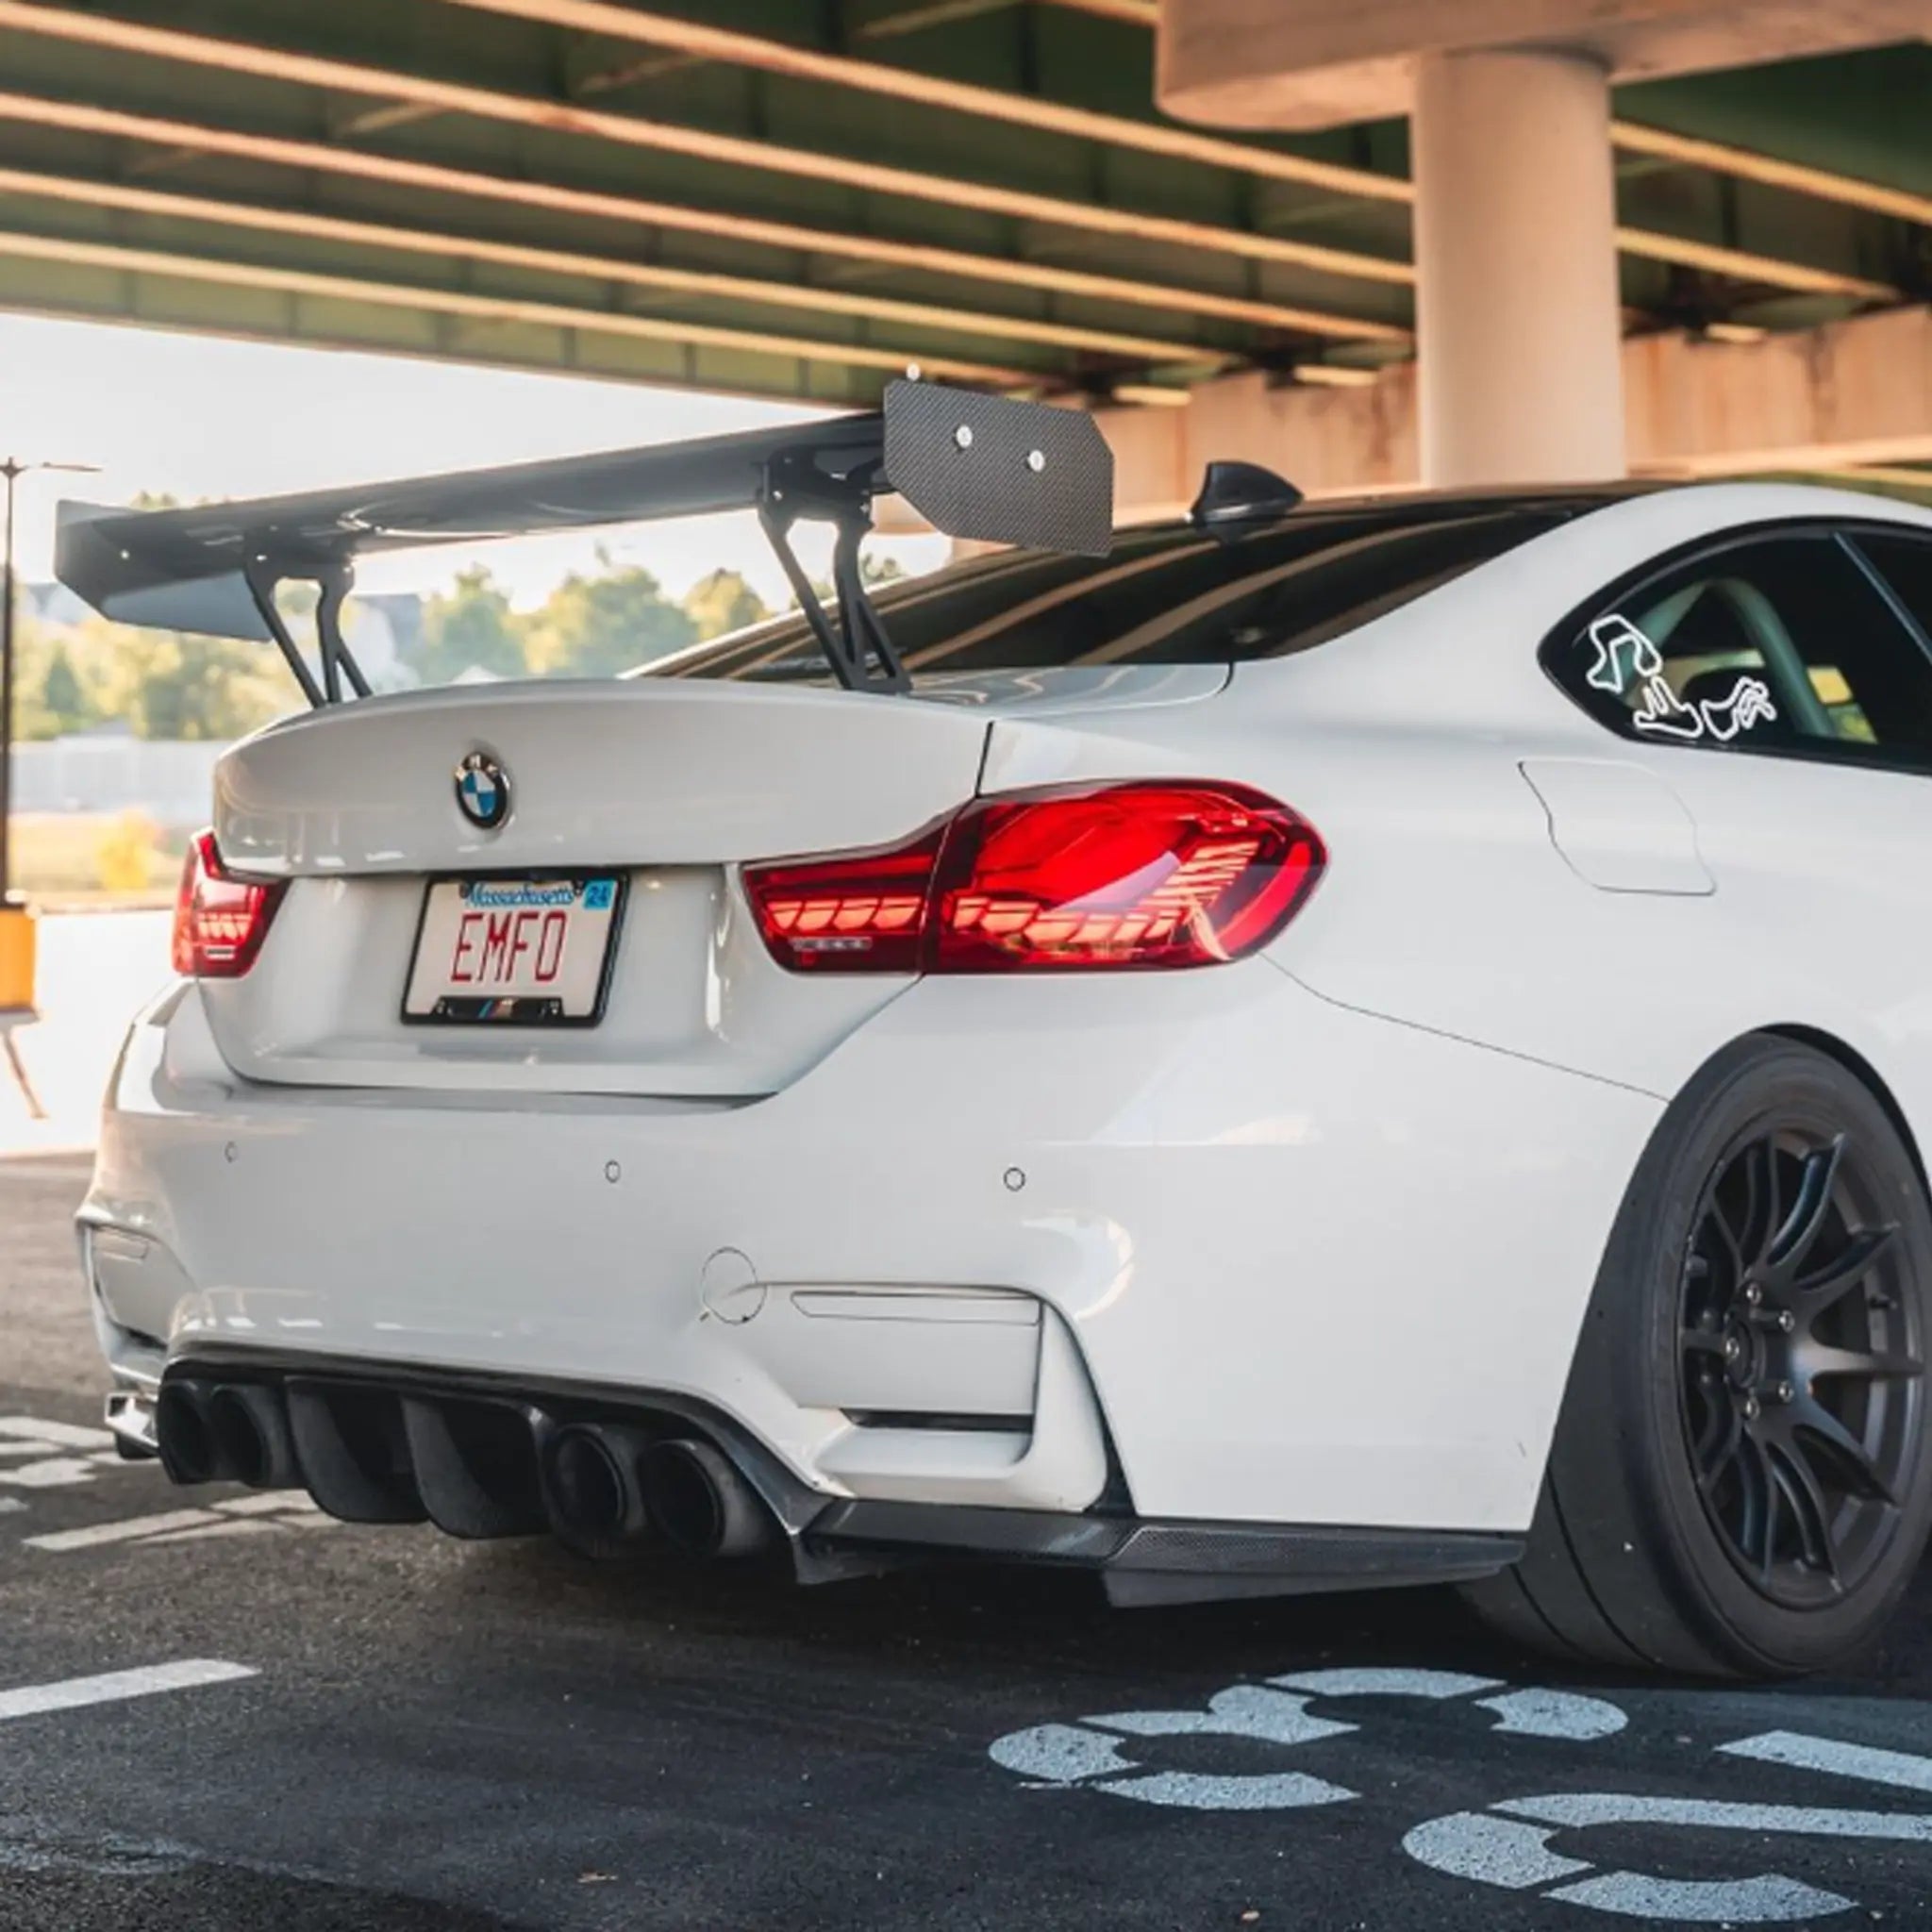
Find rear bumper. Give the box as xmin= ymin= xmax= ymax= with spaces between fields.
xmin=81 ymin=962 xmax=1661 ymax=1540
xmin=103 ymin=1353 xmax=1524 ymax=1604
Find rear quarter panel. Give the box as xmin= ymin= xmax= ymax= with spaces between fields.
xmin=985 ymin=486 xmax=1932 ymax=1158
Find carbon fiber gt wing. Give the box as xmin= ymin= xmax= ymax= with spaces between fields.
xmin=54 ymin=380 xmax=1113 ymax=702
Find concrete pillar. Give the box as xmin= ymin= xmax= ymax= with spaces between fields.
xmin=1411 ymin=48 xmax=1625 ymax=488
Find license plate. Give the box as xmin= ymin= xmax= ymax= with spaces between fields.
xmin=403 ymin=875 xmax=625 ymax=1025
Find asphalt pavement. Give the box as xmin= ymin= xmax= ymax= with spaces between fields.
xmin=10 ymin=1152 xmax=1932 ymax=1930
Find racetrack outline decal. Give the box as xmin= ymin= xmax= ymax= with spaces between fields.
xmin=1582 ymin=613 xmax=1778 ymax=745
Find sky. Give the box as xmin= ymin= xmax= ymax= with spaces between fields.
xmin=0 ymin=313 xmax=949 ymax=609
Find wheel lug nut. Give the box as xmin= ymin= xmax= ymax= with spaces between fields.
xmin=1743 ymin=1284 xmax=1762 ymax=1307
xmin=1775 ymin=1381 xmax=1794 ymax=1404
xmin=1778 ymin=1310 xmax=1795 ymax=1333
xmin=1743 ymin=1395 xmax=1760 ymax=1420
xmin=1723 ymin=1338 xmax=1740 ymax=1359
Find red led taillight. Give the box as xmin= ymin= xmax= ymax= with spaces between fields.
xmin=739 ymin=824 xmax=945 ymax=973
xmin=743 ymin=782 xmax=1323 ymax=974
xmin=171 ymin=830 xmax=287 ymax=978
xmin=933 ymin=782 xmax=1323 ymax=970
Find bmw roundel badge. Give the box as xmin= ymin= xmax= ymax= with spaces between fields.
xmin=455 ymin=750 xmax=510 ymax=830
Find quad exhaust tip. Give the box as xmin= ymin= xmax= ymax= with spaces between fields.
xmin=538 ymin=1424 xmax=775 ymax=1560
xmin=156 ymin=1379 xmax=299 ymax=1490
xmin=154 ymin=1378 xmax=779 ymax=1563
xmin=154 ymin=1379 xmax=218 ymax=1486
xmin=208 ymin=1384 xmax=299 ymax=1490
xmin=641 ymin=1438 xmax=772 ymax=1559
xmin=541 ymin=1422 xmax=654 ymax=1556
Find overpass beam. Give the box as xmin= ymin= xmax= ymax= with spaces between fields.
xmin=1158 ymin=0 xmax=1929 ymax=488
xmin=1411 ymin=48 xmax=1624 ymax=487
xmin=1085 ymin=303 xmax=1932 ymax=520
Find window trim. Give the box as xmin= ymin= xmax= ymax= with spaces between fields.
xmin=1842 ymin=527 xmax=1932 ymax=674
xmin=1538 ymin=516 xmax=1932 ymax=783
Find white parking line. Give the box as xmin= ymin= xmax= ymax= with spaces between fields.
xmin=25 ymin=1508 xmax=225 ymax=1551
xmin=1722 ymin=1729 xmax=1932 ymax=1794
xmin=0 ymin=1417 xmax=114 ymax=1450
xmin=143 ymin=1520 xmax=276 ymax=1546
xmin=1499 ymin=1790 xmax=1932 ymax=1841
xmin=24 ymin=1494 xmax=328 ymax=1552
xmin=0 ymin=1660 xmax=257 ymax=1724
xmin=210 ymin=1492 xmax=321 ymax=1517
xmin=0 ymin=1458 xmax=110 ymax=1489
xmin=993 ymin=1679 xmax=1932 ymax=1923
xmin=0 ymin=1417 xmax=138 ymax=1492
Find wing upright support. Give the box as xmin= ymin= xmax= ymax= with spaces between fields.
xmin=56 ymin=380 xmax=1113 ymax=703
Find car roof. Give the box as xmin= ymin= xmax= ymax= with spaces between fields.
xmin=1246 ymin=480 xmax=1665 ymax=521
xmin=641 ymin=476 xmax=1932 ymax=686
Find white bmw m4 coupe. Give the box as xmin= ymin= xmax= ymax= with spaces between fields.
xmin=63 ymin=383 xmax=1932 ymax=1677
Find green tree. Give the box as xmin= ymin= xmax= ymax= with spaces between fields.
xmin=45 ymin=621 xmax=139 ymax=732
xmin=40 ymin=641 xmax=85 ymax=731
xmin=525 ymin=551 xmax=696 ymax=676
xmin=413 ymin=567 xmax=526 ymax=684
xmin=13 ymin=617 xmax=62 ymax=740
xmin=119 ymin=628 xmax=297 ymax=741
xmin=682 ymin=568 xmax=770 ymax=641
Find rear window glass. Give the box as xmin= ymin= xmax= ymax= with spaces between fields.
xmin=650 ymin=502 xmax=1574 ymax=684
xmin=1858 ymin=531 xmax=1932 ymax=645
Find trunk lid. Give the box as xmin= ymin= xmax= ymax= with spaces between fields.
xmin=201 ymin=669 xmax=1222 ymax=1098
xmin=214 ymin=678 xmax=995 ymax=878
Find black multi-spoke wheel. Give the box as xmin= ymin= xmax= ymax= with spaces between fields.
xmin=1678 ymin=1128 xmax=1921 ymax=1607
xmin=1464 ymin=1036 xmax=1932 ymax=1676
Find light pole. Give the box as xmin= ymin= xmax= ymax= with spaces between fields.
xmin=0 ymin=455 xmax=101 ymax=1014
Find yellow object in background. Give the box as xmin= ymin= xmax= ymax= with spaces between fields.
xmin=0 ymin=901 xmax=36 ymax=1014
xmin=94 ymin=812 xmax=162 ymax=895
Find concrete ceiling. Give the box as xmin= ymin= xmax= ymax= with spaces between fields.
xmin=0 ymin=0 xmax=1922 ymax=431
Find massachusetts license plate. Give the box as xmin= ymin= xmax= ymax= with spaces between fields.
xmin=403 ymin=875 xmax=625 ymax=1025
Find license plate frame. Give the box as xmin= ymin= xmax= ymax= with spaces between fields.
xmin=400 ymin=871 xmax=628 ymax=1028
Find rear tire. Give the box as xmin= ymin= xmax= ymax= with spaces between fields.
xmin=1463 ymin=1035 xmax=1932 ymax=1676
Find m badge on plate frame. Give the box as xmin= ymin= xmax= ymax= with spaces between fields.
xmin=403 ymin=874 xmax=625 ymax=1025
